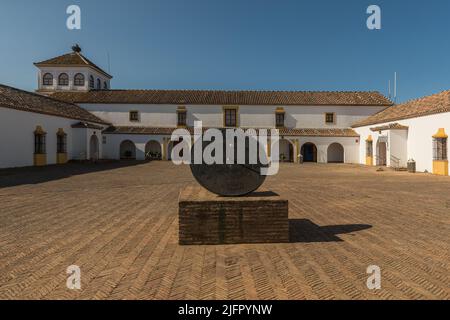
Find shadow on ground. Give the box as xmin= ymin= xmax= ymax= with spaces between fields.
xmin=289 ymin=219 xmax=372 ymax=243
xmin=0 ymin=160 xmax=147 ymax=188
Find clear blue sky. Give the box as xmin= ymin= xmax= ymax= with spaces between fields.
xmin=1 ymin=0 xmax=449 ymax=102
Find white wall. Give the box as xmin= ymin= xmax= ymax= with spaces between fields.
xmin=297 ymin=136 xmax=360 ymax=164
xmin=80 ymin=103 xmax=385 ymax=129
xmin=0 ymin=107 xmax=75 ymax=168
xmin=0 ymin=107 xmax=105 ymax=168
xmin=354 ymin=112 xmax=450 ymax=172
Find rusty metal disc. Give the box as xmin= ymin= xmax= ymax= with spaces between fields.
xmin=189 ymin=129 xmax=267 ymax=197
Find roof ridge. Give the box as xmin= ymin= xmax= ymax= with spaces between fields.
xmin=75 ymin=52 xmax=90 ymax=66
xmin=91 ymin=88 xmax=385 ymax=94
xmin=397 ymin=89 xmax=450 ymax=106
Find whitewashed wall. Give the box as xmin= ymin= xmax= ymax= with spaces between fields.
xmin=354 ymin=111 xmax=450 ymax=172
xmin=0 ymin=107 xmax=105 ymax=168
xmin=0 ymin=107 xmax=75 ymax=168
xmin=297 ymin=136 xmax=360 ymax=164
xmin=80 ymin=104 xmax=385 ymax=129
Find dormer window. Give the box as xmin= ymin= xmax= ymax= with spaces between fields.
xmin=97 ymin=79 xmax=101 ymax=89
xmin=74 ymin=73 xmax=85 ymax=86
xmin=89 ymin=76 xmax=95 ymax=89
xmin=43 ymin=73 xmax=53 ymax=86
xmin=58 ymin=73 xmax=69 ymax=86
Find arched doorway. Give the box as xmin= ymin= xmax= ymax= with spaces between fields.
xmin=89 ymin=135 xmax=99 ymax=161
xmin=145 ymin=140 xmax=162 ymax=160
xmin=301 ymin=143 xmax=317 ymax=162
xmin=377 ymin=141 xmax=387 ymax=166
xmin=120 ymin=140 xmax=136 ymax=160
xmin=327 ymin=143 xmax=344 ymax=163
xmin=167 ymin=139 xmax=185 ymax=161
xmin=278 ymin=139 xmax=294 ymax=162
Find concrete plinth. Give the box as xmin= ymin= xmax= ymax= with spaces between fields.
xmin=179 ymin=186 xmax=289 ymax=245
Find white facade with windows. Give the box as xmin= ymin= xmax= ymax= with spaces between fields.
xmin=354 ymin=111 xmax=450 ymax=174
xmin=2 ymin=46 xmax=449 ymax=175
xmin=37 ymin=66 xmax=110 ymax=92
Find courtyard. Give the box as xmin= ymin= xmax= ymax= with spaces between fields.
xmin=0 ymin=161 xmax=449 ymax=300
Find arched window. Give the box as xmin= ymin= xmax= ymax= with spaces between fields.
xmin=58 ymin=73 xmax=69 ymax=86
xmin=97 ymin=79 xmax=101 ymax=89
xmin=103 ymin=81 xmax=108 ymax=90
xmin=89 ymin=75 xmax=95 ymax=89
xmin=42 ymin=73 xmax=53 ymax=86
xmin=74 ymin=73 xmax=85 ymax=86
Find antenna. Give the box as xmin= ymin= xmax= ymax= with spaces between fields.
xmin=107 ymin=52 xmax=111 ymax=73
xmin=394 ymin=72 xmax=397 ymax=103
xmin=388 ymin=80 xmax=391 ymax=99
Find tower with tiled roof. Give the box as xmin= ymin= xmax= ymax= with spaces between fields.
xmin=34 ymin=45 xmax=112 ymax=95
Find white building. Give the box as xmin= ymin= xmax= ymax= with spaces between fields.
xmin=9 ymin=46 xmax=449 ymax=176
xmin=352 ymin=90 xmax=450 ymax=176
xmin=0 ymin=84 xmax=107 ymax=168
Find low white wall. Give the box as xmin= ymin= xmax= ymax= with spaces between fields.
xmin=354 ymin=112 xmax=450 ymax=172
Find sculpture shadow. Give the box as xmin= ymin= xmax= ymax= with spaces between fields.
xmin=289 ymin=219 xmax=372 ymax=243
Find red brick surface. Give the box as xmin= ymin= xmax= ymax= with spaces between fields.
xmin=179 ymin=186 xmax=289 ymax=245
xmin=0 ymin=161 xmax=449 ymax=300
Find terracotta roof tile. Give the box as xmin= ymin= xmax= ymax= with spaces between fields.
xmin=0 ymin=84 xmax=108 ymax=125
xmin=34 ymin=52 xmax=112 ymax=78
xmin=103 ymin=126 xmax=359 ymax=137
xmin=353 ymin=90 xmax=450 ymax=127
xmin=51 ymin=90 xmax=392 ymax=106
xmin=370 ymin=123 xmax=409 ymax=131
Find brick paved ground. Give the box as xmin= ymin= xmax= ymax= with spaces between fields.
xmin=0 ymin=161 xmax=449 ymax=300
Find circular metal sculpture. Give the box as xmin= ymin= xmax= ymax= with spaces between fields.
xmin=190 ymin=129 xmax=267 ymax=197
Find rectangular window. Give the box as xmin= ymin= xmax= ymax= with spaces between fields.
xmin=34 ymin=134 xmax=46 ymax=154
xmin=276 ymin=113 xmax=285 ymax=128
xmin=177 ymin=111 xmax=187 ymax=127
xmin=325 ymin=113 xmax=335 ymax=124
xmin=57 ymin=134 xmax=67 ymax=153
xmin=129 ymin=111 xmax=139 ymax=122
xmin=433 ymin=138 xmax=448 ymax=160
xmin=366 ymin=141 xmax=373 ymax=157
xmin=224 ymin=108 xmax=237 ymax=127
xmin=102 ymin=136 xmax=107 ymax=144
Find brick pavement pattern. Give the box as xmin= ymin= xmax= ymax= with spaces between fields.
xmin=0 ymin=161 xmax=449 ymax=300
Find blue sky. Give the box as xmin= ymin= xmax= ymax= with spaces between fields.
xmin=1 ymin=0 xmax=449 ymax=102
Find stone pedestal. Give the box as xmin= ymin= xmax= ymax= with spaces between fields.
xmin=179 ymin=186 xmax=289 ymax=245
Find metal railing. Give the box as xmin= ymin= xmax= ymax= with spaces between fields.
xmin=390 ymin=155 xmax=400 ymax=169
